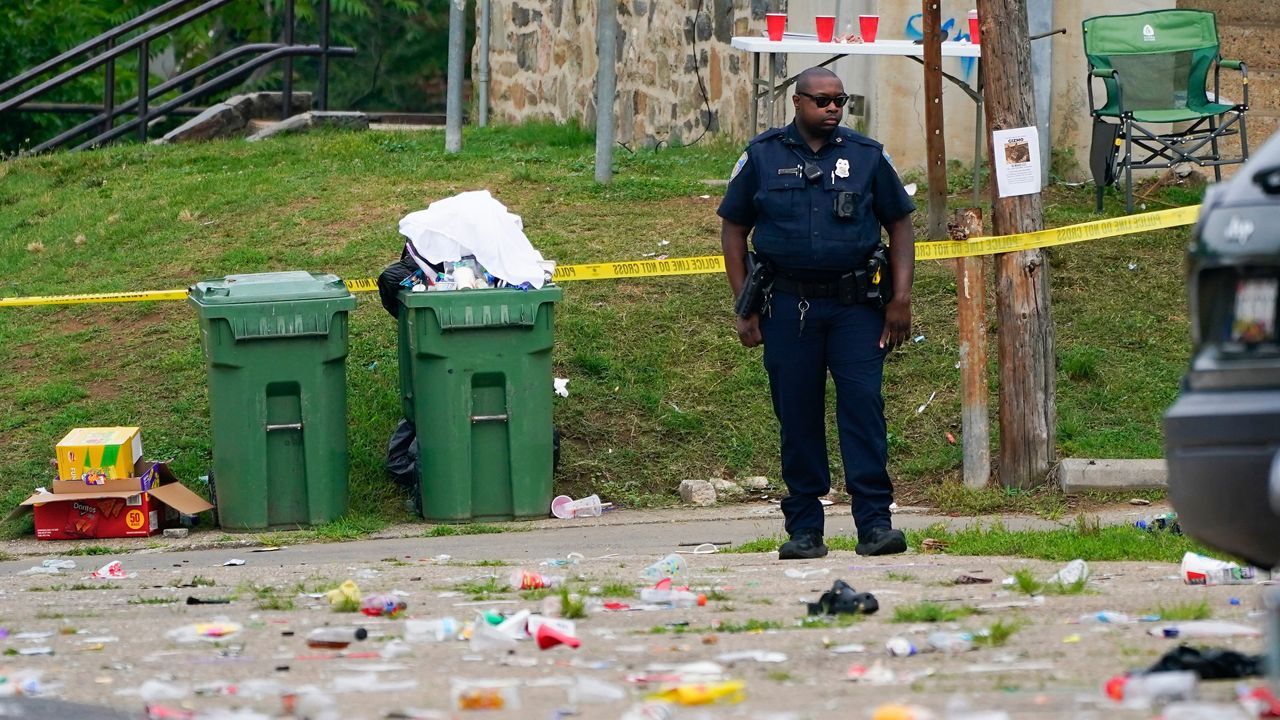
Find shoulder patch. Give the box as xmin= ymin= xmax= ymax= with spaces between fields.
xmin=729 ymin=151 xmax=748 ymax=181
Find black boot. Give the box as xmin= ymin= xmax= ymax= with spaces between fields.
xmin=779 ymin=531 xmax=828 ymax=560
xmin=855 ymin=527 xmax=907 ymax=556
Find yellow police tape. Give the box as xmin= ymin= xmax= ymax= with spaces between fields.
xmin=0 ymin=205 xmax=1200 ymax=308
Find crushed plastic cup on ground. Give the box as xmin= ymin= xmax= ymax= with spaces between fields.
xmin=551 ymin=493 xmax=605 ymax=519
xmin=470 ymin=617 xmax=520 ymax=652
xmin=640 ymin=553 xmax=687 ymax=581
xmin=649 ymin=679 xmax=745 ymax=705
xmin=570 ymin=675 xmax=626 ymax=704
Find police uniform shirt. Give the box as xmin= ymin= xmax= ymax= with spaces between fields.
xmin=717 ymin=123 xmax=915 ymax=273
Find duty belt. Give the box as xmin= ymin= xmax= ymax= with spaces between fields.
xmin=770 ymin=275 xmax=842 ymax=299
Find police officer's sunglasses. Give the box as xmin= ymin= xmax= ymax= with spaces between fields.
xmin=797 ymin=91 xmax=850 ymax=109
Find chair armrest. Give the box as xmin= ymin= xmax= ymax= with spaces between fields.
xmin=1090 ymin=68 xmax=1116 ymax=78
xmin=1219 ymin=59 xmax=1245 ymax=72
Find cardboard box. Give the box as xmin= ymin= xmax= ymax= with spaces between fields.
xmin=56 ymin=427 xmax=143 ymax=483
xmin=9 ymin=462 xmax=212 ymax=541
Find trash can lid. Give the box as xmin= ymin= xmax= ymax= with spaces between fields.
xmin=189 ymin=271 xmax=352 ymax=305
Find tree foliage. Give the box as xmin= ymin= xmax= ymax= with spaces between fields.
xmin=0 ymin=0 xmax=454 ymax=154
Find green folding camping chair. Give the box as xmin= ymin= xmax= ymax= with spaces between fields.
xmin=1083 ymin=9 xmax=1249 ymax=213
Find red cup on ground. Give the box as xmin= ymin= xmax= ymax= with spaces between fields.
xmin=815 ymin=15 xmax=836 ymax=43
xmin=968 ymin=9 xmax=980 ymax=44
xmin=766 ymin=13 xmax=786 ymax=41
xmin=859 ymin=14 xmax=879 ymax=43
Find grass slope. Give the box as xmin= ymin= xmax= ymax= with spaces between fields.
xmin=0 ymin=123 xmax=1202 ymax=529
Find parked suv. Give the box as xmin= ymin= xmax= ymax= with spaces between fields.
xmin=1164 ymin=131 xmax=1280 ymax=570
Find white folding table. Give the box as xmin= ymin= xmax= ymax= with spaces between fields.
xmin=731 ymin=35 xmax=984 ymax=201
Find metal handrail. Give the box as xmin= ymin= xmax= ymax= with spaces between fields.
xmin=0 ymin=0 xmax=235 ymax=116
xmin=34 ymin=42 xmax=311 ymax=151
xmin=0 ymin=0 xmax=202 ymax=97
xmin=69 ymin=44 xmax=354 ymax=152
xmin=3 ymin=0 xmax=346 ymax=154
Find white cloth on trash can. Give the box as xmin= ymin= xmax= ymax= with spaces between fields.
xmin=399 ymin=190 xmax=548 ymax=289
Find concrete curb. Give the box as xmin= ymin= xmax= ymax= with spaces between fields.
xmin=1059 ymin=458 xmax=1168 ymax=494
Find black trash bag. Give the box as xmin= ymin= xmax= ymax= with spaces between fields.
xmin=807 ymin=579 xmax=879 ymax=616
xmin=386 ymin=418 xmax=418 ymax=489
xmin=1145 ymin=644 xmax=1264 ymax=680
xmin=377 ymin=253 xmax=419 ymax=319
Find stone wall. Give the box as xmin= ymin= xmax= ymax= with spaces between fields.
xmin=484 ymin=0 xmax=765 ymax=147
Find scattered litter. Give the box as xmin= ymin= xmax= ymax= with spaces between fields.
xmin=963 ymin=661 xmax=1055 ymax=674
xmin=819 ymin=498 xmax=834 ymax=506
xmin=361 ymin=593 xmax=408 ymax=618
xmin=1079 ymin=611 xmax=1131 ymax=624
xmin=915 ymin=390 xmax=938 ymax=414
xmin=167 ymin=621 xmax=243 ymax=643
xmin=1150 ymin=621 xmax=1261 ymax=639
xmin=331 ymin=673 xmax=418 ymax=694
xmin=885 ymin=637 xmax=917 ymax=657
xmin=1127 ymin=261 xmax=1138 ymax=271
xmin=871 ymin=703 xmax=936 ymax=720
xmin=784 ymin=568 xmax=830 ymax=580
xmin=920 ymin=538 xmax=949 ymax=552
xmin=946 ymin=432 xmax=956 ymax=444
xmin=187 ymin=596 xmax=232 ymax=605
xmin=807 ymin=580 xmax=878 ymax=616
xmin=327 ymin=580 xmax=362 ymax=608
xmin=551 ymin=494 xmax=608 ymax=519
xmin=13 ymin=631 xmax=53 ymax=640
xmin=405 ymin=617 xmax=459 ymax=643
xmin=829 ymin=643 xmax=867 ymax=654
xmin=223 ymin=559 xmax=246 ymax=567
xmin=640 ymin=553 xmax=687 ymax=582
xmin=912 ymin=335 xmax=925 ymax=343
xmin=1129 ymin=498 xmax=1151 ymax=506
xmin=89 ymin=561 xmax=135 ymax=579
xmin=540 ymin=553 xmax=585 ymax=568
xmin=1105 ymin=670 xmax=1197 ymax=703
xmin=510 ymin=569 xmax=563 ymax=590
xmin=451 ymin=678 xmax=520 ymax=711
xmin=953 ymin=574 xmax=992 ymax=585
xmin=18 ymin=559 xmax=76 ymax=575
xmin=1135 ymin=512 xmax=1180 ymax=534
xmin=570 ymin=675 xmax=626 ymax=704
xmin=649 ymin=679 xmax=745 ymax=705
xmin=17 ymin=647 xmax=54 ymax=656
xmin=716 ymin=650 xmax=787 ymax=664
xmin=251 ymin=546 xmax=283 ymax=553
xmin=1046 ymin=559 xmax=1089 ymax=587
xmin=1062 ymin=634 xmax=1081 ymax=643
xmin=1180 ymin=551 xmax=1255 ymax=585
xmin=679 ymin=543 xmax=720 ymax=554
xmin=553 ymin=378 xmax=570 ymax=397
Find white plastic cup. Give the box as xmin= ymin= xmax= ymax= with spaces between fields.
xmin=551 ymin=493 xmax=603 ymax=518
xmin=469 ymin=619 xmax=519 ymax=652
xmin=640 ymin=553 xmax=687 ymax=581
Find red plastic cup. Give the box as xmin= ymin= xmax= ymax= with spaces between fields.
xmin=968 ymin=10 xmax=980 ymax=44
xmin=766 ymin=13 xmax=786 ymax=41
xmin=815 ymin=15 xmax=836 ymax=43
xmin=858 ymin=14 xmax=879 ymax=43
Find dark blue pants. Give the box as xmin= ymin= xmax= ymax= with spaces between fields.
xmin=760 ymin=290 xmax=894 ymax=539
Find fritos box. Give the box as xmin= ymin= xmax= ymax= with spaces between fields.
xmin=9 ymin=460 xmax=212 ymax=540
xmin=56 ymin=427 xmax=143 ymax=484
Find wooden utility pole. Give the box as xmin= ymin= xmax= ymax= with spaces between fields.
xmin=922 ymin=0 xmax=947 ymax=242
xmin=950 ymin=209 xmax=990 ymax=489
xmin=977 ymin=0 xmax=1055 ymax=489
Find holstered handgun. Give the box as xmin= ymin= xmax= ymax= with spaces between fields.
xmin=864 ymin=245 xmax=893 ymax=309
xmin=734 ymin=252 xmax=773 ymax=318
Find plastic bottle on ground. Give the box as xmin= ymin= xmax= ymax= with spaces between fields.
xmin=404 ymin=617 xmax=459 ymax=643
xmin=886 ymin=636 xmax=918 ymax=657
xmin=1105 ymin=670 xmax=1198 ymax=704
xmin=304 ymin=626 xmax=368 ymax=649
xmin=926 ymin=631 xmax=974 ymax=654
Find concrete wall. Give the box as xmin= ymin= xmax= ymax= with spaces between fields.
xmin=481 ymin=0 xmax=1275 ymax=177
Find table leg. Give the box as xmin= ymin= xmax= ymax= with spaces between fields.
xmin=766 ymin=53 xmax=777 ymax=129
xmin=751 ymin=53 xmax=760 ymax=133
xmin=972 ymin=57 xmax=983 ymax=206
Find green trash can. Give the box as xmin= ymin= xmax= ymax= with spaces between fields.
xmin=189 ymin=271 xmax=357 ymax=530
xmin=398 ymin=286 xmax=561 ymax=522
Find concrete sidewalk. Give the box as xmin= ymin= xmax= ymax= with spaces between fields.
xmin=0 ymin=500 xmax=1167 ymax=575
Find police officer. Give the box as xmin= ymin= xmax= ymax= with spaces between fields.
xmin=718 ymin=67 xmax=916 ymax=560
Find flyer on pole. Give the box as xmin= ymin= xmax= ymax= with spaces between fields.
xmin=992 ymin=126 xmax=1041 ymax=198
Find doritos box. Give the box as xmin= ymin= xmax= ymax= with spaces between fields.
xmin=56 ymin=427 xmax=143 ymax=484
xmin=8 ymin=461 xmax=212 ymax=541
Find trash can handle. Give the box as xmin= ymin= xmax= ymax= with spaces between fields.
xmin=470 ymin=414 xmax=509 ymax=423
xmin=266 ymin=423 xmax=303 ymax=431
